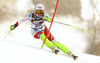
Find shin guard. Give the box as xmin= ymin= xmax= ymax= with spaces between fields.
xmin=40 ymin=33 xmax=54 ymax=48
xmin=53 ymin=41 xmax=69 ymax=54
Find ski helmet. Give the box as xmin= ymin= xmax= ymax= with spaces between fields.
xmin=35 ymin=4 xmax=44 ymax=11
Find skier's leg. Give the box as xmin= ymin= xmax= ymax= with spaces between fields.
xmin=53 ymin=41 xmax=69 ymax=54
xmin=53 ymin=41 xmax=78 ymax=60
xmin=39 ymin=33 xmax=54 ymax=48
xmin=43 ymin=25 xmax=71 ymax=54
xmin=39 ymin=33 xmax=59 ymax=54
xmin=44 ymin=25 xmax=70 ymax=54
xmin=44 ymin=25 xmax=55 ymax=41
xmin=31 ymin=27 xmax=54 ymax=48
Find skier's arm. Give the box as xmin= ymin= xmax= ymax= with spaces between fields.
xmin=10 ymin=24 xmax=18 ymax=30
xmin=44 ymin=17 xmax=52 ymax=22
xmin=44 ymin=13 xmax=52 ymax=22
xmin=10 ymin=15 xmax=31 ymax=30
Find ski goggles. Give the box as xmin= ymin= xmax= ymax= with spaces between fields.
xmin=35 ymin=10 xmax=44 ymax=14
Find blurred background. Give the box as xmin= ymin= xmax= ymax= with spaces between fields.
xmin=0 ymin=0 xmax=100 ymax=56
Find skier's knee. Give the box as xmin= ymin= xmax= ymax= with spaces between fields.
xmin=34 ymin=32 xmax=43 ymax=39
xmin=51 ymin=39 xmax=57 ymax=43
xmin=38 ymin=34 xmax=42 ymax=38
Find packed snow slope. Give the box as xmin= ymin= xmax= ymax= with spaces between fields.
xmin=0 ymin=38 xmax=100 ymax=63
xmin=0 ymin=0 xmax=100 ymax=62
xmin=0 ymin=16 xmax=99 ymax=63
xmin=0 ymin=19 xmax=100 ymax=63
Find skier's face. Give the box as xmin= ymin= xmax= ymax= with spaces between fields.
xmin=36 ymin=13 xmax=42 ymax=17
xmin=36 ymin=10 xmax=43 ymax=17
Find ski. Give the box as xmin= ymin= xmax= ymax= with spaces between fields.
xmin=72 ymin=54 xmax=78 ymax=60
xmin=54 ymin=49 xmax=60 ymax=54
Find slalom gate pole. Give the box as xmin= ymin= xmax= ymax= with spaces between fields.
xmin=41 ymin=0 xmax=59 ymax=48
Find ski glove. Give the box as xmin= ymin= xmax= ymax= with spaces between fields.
xmin=44 ymin=17 xmax=52 ymax=22
xmin=10 ymin=24 xmax=17 ymax=30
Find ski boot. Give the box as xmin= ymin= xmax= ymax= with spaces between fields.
xmin=67 ymin=51 xmax=78 ymax=60
xmin=51 ymin=46 xmax=60 ymax=54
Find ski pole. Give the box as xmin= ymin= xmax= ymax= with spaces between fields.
xmin=44 ymin=17 xmax=95 ymax=34
xmin=4 ymin=30 xmax=11 ymax=38
xmin=56 ymin=22 xmax=95 ymax=33
xmin=41 ymin=0 xmax=59 ymax=48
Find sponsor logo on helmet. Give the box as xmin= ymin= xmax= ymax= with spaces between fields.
xmin=38 ymin=7 xmax=43 ymax=9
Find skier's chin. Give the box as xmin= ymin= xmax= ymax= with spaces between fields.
xmin=36 ymin=14 xmax=42 ymax=17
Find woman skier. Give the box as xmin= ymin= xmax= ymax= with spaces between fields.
xmin=10 ymin=4 xmax=78 ymax=60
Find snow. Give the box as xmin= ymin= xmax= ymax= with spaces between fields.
xmin=0 ymin=19 xmax=99 ymax=63
xmin=0 ymin=38 xmax=100 ymax=63
xmin=0 ymin=0 xmax=100 ymax=63
xmin=0 ymin=16 xmax=94 ymax=63
xmin=15 ymin=0 xmax=34 ymax=15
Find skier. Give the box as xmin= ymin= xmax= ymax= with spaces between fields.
xmin=10 ymin=4 xmax=78 ymax=60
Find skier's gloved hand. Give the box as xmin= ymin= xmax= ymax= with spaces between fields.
xmin=10 ymin=24 xmax=17 ymax=30
xmin=10 ymin=25 xmax=15 ymax=30
xmin=44 ymin=17 xmax=52 ymax=22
